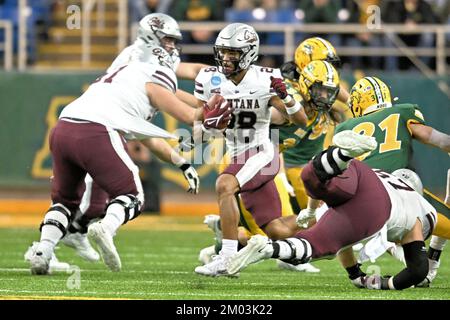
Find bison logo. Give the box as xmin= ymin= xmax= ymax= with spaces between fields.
xmin=148 ymin=17 xmax=165 ymax=31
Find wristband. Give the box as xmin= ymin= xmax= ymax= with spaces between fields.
xmin=175 ymin=157 xmax=187 ymax=168
xmin=282 ymin=95 xmax=293 ymax=104
xmin=286 ymin=101 xmax=302 ymax=115
xmin=179 ymin=163 xmax=190 ymax=171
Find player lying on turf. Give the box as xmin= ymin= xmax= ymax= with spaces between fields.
xmin=323 ymin=76 xmax=450 ymax=287
xmin=228 ymin=130 xmax=437 ymax=290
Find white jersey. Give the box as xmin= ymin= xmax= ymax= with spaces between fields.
xmin=107 ymin=39 xmax=180 ymax=74
xmin=60 ymin=61 xmax=178 ymax=140
xmin=372 ymin=169 xmax=437 ymax=242
xmin=194 ymin=65 xmax=279 ymax=157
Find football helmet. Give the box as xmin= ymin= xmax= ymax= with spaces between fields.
xmin=295 ymin=37 xmax=341 ymax=71
xmin=138 ymin=13 xmax=182 ymax=69
xmin=348 ymin=77 xmax=392 ymax=117
xmin=392 ymin=169 xmax=423 ymax=195
xmin=298 ymin=60 xmax=340 ymax=111
xmin=213 ymin=23 xmax=259 ymax=77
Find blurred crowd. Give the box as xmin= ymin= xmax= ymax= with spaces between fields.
xmin=0 ymin=0 xmax=449 ymax=70
xmin=129 ymin=0 xmax=450 ymax=70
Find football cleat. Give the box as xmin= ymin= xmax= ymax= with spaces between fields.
xmin=88 ymin=222 xmax=121 ymax=272
xmin=276 ymin=260 xmax=320 ymax=273
xmin=61 ymin=232 xmax=100 ymax=262
xmin=194 ymin=254 xmax=238 ymax=277
xmin=198 ymin=245 xmax=216 ymax=265
xmin=204 ymin=214 xmax=222 ymax=242
xmin=227 ymin=235 xmax=272 ymax=275
xmin=332 ymin=130 xmax=377 ymax=158
xmin=25 ymin=242 xmax=53 ymax=275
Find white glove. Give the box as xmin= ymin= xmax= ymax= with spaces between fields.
xmin=364 ymin=275 xmax=391 ymax=290
xmin=296 ymin=207 xmax=316 ymax=228
xmin=279 ymin=173 xmax=295 ymax=197
xmin=351 ymin=276 xmax=366 ymax=288
xmin=179 ymin=164 xmax=200 ymax=194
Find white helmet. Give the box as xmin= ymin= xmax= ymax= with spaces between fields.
xmin=138 ymin=13 xmax=182 ymax=70
xmin=213 ymin=23 xmax=259 ymax=76
xmin=392 ymin=169 xmax=423 ymax=195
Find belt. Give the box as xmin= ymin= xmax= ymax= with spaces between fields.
xmin=60 ymin=117 xmax=92 ymax=123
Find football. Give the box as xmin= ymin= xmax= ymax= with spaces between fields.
xmin=204 ymin=94 xmax=227 ymax=112
xmin=203 ymin=94 xmax=232 ymax=130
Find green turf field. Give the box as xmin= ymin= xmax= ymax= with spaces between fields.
xmin=0 ymin=219 xmax=449 ymax=300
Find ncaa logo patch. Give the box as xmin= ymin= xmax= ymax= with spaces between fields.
xmin=211 ymin=76 xmax=221 ymax=86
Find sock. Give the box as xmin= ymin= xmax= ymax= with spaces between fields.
xmin=428 ymin=236 xmax=447 ymax=261
xmin=346 ymin=263 xmax=366 ymax=280
xmin=271 ymin=238 xmax=311 ymax=263
xmin=101 ymin=210 xmax=124 ymax=235
xmin=40 ymin=204 xmax=71 ymax=248
xmin=313 ymin=147 xmax=353 ymax=182
xmin=68 ymin=214 xmax=91 ymax=234
xmin=220 ymin=239 xmax=238 ymax=257
xmin=333 ymin=148 xmax=353 ymax=170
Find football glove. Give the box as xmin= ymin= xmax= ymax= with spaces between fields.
xmin=364 ymin=274 xmax=391 ymax=290
xmin=296 ymin=207 xmax=316 ymax=228
xmin=270 ymin=76 xmax=288 ymax=100
xmin=179 ymin=164 xmax=200 ymax=194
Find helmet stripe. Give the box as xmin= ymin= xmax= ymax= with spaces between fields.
xmin=366 ymin=77 xmax=383 ymax=104
xmin=372 ymin=77 xmax=386 ymax=103
xmin=315 ymin=37 xmax=333 ymax=57
xmin=323 ymin=61 xmax=334 ymax=85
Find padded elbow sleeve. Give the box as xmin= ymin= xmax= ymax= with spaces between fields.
xmin=392 ymin=241 xmax=428 ymax=290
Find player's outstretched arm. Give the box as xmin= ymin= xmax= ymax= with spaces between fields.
xmin=410 ymin=123 xmax=450 ymax=153
xmin=140 ymin=137 xmax=200 ymax=194
xmin=270 ymin=77 xmax=307 ymax=126
xmin=176 ymin=62 xmax=209 ymax=80
xmin=175 ymin=89 xmax=200 ymax=108
xmin=146 ymin=82 xmax=197 ymax=125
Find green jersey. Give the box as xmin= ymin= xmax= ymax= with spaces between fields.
xmin=272 ymin=79 xmax=330 ymax=167
xmin=335 ymin=104 xmax=425 ymax=173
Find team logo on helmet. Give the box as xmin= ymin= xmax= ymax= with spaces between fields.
xmin=243 ymin=30 xmax=258 ymax=43
xmin=148 ymin=17 xmax=165 ymax=31
xmin=303 ymin=44 xmax=313 ymax=55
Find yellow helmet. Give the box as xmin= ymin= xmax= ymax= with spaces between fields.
xmin=348 ymin=77 xmax=392 ymax=117
xmin=295 ymin=37 xmax=341 ymax=71
xmin=299 ymin=60 xmax=340 ymax=111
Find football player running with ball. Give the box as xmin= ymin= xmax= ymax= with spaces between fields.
xmin=193 ymin=23 xmax=308 ymax=277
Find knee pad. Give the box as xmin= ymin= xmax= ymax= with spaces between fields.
xmin=40 ymin=203 xmax=73 ymax=237
xmin=106 ymin=194 xmax=142 ymax=224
